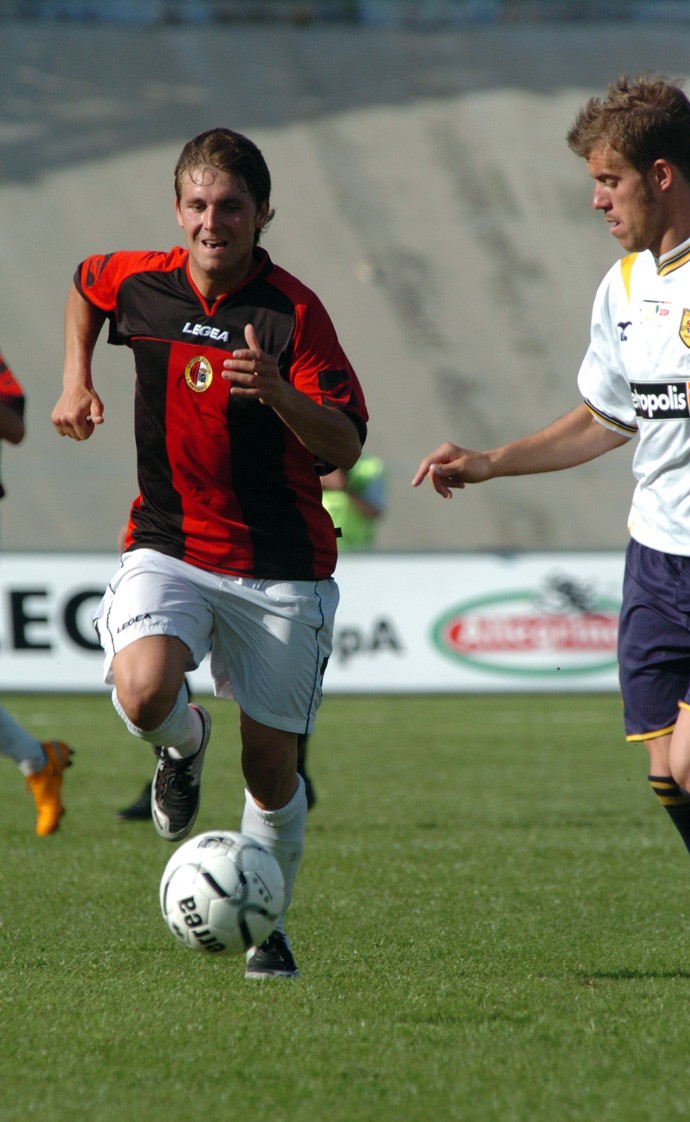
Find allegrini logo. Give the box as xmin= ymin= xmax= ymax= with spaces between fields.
xmin=432 ymin=576 xmax=620 ymax=677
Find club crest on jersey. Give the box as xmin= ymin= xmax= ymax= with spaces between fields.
xmin=184 ymin=356 xmax=213 ymax=393
xmin=680 ymin=309 xmax=690 ymax=349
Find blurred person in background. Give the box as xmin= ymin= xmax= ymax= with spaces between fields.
xmin=294 ymin=455 xmax=388 ymax=803
xmin=321 ymin=456 xmax=387 ymax=552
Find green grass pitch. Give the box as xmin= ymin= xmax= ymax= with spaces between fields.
xmin=2 ymin=690 xmax=690 ymax=1122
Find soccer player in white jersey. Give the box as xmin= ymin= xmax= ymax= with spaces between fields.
xmin=413 ymin=74 xmax=690 ymax=857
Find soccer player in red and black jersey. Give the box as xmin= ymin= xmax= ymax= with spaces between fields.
xmin=52 ymin=128 xmax=368 ymax=978
xmin=0 ymin=353 xmax=73 ymax=835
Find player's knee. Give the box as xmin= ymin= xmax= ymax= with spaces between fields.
xmin=113 ymin=678 xmax=176 ymax=732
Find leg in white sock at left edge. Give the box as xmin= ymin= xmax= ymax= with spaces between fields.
xmin=0 ymin=703 xmax=46 ymax=775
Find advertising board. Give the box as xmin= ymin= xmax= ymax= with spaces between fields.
xmin=0 ymin=551 xmax=624 ymax=693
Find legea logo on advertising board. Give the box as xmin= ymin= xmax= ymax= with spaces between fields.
xmin=432 ymin=573 xmax=620 ymax=677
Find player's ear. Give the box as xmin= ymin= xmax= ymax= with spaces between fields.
xmin=652 ymin=158 xmax=674 ymax=194
xmin=255 ymin=201 xmax=270 ymax=231
xmin=174 ymin=197 xmax=184 ymax=228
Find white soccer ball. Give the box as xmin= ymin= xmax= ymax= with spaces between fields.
xmin=159 ymin=830 xmax=285 ymax=956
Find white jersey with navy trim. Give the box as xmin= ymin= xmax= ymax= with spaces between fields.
xmin=577 ymin=236 xmax=690 ymax=555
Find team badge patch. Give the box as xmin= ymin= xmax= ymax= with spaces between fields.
xmin=184 ymin=355 xmax=213 ymax=392
xmin=679 ymin=309 xmax=690 ymax=349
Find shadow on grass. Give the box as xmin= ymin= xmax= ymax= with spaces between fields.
xmin=577 ymin=969 xmax=690 ymax=982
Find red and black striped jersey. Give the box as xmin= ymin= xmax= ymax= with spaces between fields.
xmin=0 ymin=352 xmax=25 ymax=501
xmin=75 ymin=247 xmax=368 ymax=578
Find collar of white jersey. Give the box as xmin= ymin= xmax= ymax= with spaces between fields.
xmin=655 ymin=234 xmax=690 ymax=276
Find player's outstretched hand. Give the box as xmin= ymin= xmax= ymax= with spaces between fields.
xmin=411 ymin=442 xmax=492 ymax=499
xmin=51 ymin=386 xmax=105 ymax=441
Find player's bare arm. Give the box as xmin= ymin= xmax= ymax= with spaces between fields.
xmin=52 ymin=285 xmax=107 ymax=441
xmin=412 ymin=404 xmax=631 ymax=499
xmin=223 ymin=323 xmax=362 ymax=469
xmin=0 ymin=401 xmax=25 ymax=446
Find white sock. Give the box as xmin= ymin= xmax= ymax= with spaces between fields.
xmin=111 ymin=685 xmax=203 ymax=758
xmin=241 ymin=776 xmax=308 ymax=928
xmin=0 ymin=704 xmax=46 ymax=776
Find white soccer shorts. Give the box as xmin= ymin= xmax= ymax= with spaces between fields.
xmin=93 ymin=548 xmax=338 ymax=733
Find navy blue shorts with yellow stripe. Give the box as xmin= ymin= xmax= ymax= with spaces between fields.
xmin=619 ymin=538 xmax=690 ymax=742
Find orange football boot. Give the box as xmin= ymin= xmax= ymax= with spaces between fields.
xmin=26 ymin=740 xmax=74 ymax=836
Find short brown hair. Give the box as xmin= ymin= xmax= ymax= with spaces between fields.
xmin=175 ymin=127 xmax=275 ymax=241
xmin=567 ymin=74 xmax=690 ymax=182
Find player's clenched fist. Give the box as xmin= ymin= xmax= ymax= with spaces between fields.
xmin=51 ymin=386 xmax=104 ymax=441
